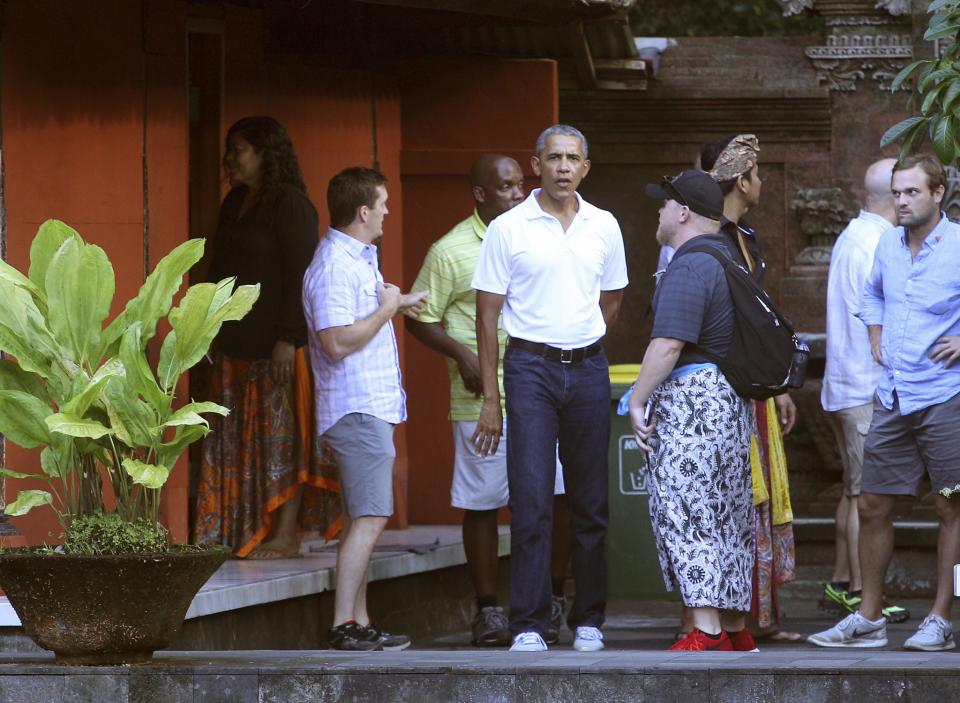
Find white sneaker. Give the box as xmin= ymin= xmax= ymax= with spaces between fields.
xmin=573 ymin=626 xmax=604 ymax=652
xmin=509 ymin=631 xmax=547 ymax=652
xmin=904 ymin=614 xmax=956 ymax=651
xmin=807 ymin=611 xmax=887 ymax=648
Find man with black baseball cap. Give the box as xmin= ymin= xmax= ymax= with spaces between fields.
xmin=627 ymin=169 xmax=756 ymax=652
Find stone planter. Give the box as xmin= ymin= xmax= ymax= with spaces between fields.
xmin=0 ymin=546 xmax=227 ymax=665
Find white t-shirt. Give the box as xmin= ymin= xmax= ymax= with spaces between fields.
xmin=472 ymin=189 xmax=628 ymax=347
xmin=821 ymin=210 xmax=892 ymax=412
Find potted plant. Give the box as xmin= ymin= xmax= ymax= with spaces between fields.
xmin=0 ymin=219 xmax=259 ymax=664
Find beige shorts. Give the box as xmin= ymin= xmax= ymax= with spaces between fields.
xmin=828 ymin=402 xmax=872 ymax=497
xmin=451 ymin=421 xmax=565 ymax=511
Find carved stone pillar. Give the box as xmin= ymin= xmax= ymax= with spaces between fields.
xmin=794 ymin=1 xmax=913 ymax=92
xmin=780 ymin=186 xmax=858 ymax=332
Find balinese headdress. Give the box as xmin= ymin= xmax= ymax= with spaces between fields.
xmin=708 ymin=134 xmax=760 ymax=182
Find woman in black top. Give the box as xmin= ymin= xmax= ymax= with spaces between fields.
xmin=194 ymin=116 xmax=339 ymax=558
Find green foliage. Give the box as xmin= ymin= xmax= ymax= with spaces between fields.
xmin=62 ymin=512 xmax=168 ymax=556
xmin=883 ymin=2 xmax=960 ymax=163
xmin=0 ymin=220 xmax=260 ymax=543
xmin=629 ymin=0 xmax=823 ymax=38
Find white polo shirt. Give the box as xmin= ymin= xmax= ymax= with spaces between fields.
xmin=821 ymin=210 xmax=890 ymax=412
xmin=472 ymin=189 xmax=628 ymax=347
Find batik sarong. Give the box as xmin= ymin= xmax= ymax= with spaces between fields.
xmin=750 ymin=397 xmax=796 ymax=628
xmin=646 ymin=366 xmax=754 ymax=610
xmin=193 ymin=350 xmax=341 ymax=556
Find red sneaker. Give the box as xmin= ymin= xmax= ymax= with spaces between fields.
xmin=727 ymin=629 xmax=759 ymax=652
xmin=668 ymin=628 xmax=733 ymax=651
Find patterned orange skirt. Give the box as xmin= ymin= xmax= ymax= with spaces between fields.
xmin=193 ymin=349 xmax=341 ymax=556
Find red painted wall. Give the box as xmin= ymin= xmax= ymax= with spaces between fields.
xmin=396 ymin=58 xmax=559 ymax=524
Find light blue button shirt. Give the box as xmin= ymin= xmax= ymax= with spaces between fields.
xmin=858 ymin=214 xmax=960 ymax=414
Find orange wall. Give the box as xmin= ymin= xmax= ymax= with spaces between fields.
xmin=396 ymin=58 xmax=559 ymax=524
xmin=1 ymin=1 xmax=410 ymax=541
xmin=1 ymin=2 xmax=558 ymax=540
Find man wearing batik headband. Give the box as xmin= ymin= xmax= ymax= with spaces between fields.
xmin=700 ymin=133 xmax=802 ymax=644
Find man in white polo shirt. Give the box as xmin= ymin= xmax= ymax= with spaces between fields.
xmin=472 ymin=124 xmax=628 ymax=652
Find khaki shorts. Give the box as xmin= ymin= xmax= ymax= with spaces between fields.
xmin=862 ymin=391 xmax=960 ymax=497
xmin=827 ymin=403 xmax=872 ymax=497
xmin=322 ymin=413 xmax=395 ymax=518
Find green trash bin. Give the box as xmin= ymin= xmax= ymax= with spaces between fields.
xmin=607 ymin=375 xmax=677 ymax=599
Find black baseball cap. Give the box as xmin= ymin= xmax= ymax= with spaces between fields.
xmin=644 ymin=170 xmax=724 ymax=220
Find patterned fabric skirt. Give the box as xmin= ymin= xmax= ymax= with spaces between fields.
xmin=193 ymin=350 xmax=341 ymax=556
xmin=646 ymin=367 xmax=754 ymax=611
xmin=750 ymin=397 xmax=797 ymax=628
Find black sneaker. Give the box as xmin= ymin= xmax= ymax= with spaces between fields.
xmin=544 ymin=595 xmax=566 ymax=645
xmin=327 ymin=622 xmax=383 ymax=651
xmin=363 ymin=622 xmax=411 ymax=651
xmin=471 ymin=605 xmax=511 ymax=646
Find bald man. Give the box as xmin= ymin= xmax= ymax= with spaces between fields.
xmin=819 ymin=158 xmax=905 ymax=620
xmin=407 ymin=155 xmax=572 ymax=647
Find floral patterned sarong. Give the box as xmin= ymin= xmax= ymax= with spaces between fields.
xmin=193 ymin=350 xmax=341 ymax=556
xmin=646 ymin=366 xmax=754 ymax=610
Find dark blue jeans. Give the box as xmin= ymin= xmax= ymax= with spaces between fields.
xmin=503 ymin=345 xmax=610 ymax=637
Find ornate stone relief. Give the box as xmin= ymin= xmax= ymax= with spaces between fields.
xmin=805 ymin=33 xmax=913 ymax=91
xmin=943 ymin=166 xmax=960 ymax=222
xmin=779 ymin=0 xmax=909 ymax=16
xmin=790 ymin=187 xmax=859 ymax=264
xmin=874 ymin=0 xmax=910 ymax=16
xmin=780 ymin=0 xmax=814 ymax=16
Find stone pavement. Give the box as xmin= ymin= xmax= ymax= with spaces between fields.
xmin=1 ymin=596 xmax=958 ymax=702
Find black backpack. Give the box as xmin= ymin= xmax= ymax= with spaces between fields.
xmin=676 ymin=244 xmax=809 ymax=400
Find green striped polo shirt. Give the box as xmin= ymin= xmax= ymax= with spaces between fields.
xmin=411 ymin=210 xmax=507 ymax=421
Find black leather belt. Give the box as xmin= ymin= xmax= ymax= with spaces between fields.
xmin=508 ymin=337 xmax=603 ymax=364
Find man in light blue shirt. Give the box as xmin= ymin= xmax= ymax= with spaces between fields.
xmin=809 ymin=154 xmax=960 ymax=652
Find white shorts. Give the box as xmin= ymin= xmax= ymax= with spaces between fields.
xmin=451 ymin=421 xmax=565 ymax=511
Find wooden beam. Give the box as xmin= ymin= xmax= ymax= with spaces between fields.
xmin=569 ymin=20 xmax=598 ymax=90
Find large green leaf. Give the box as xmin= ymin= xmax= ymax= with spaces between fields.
xmin=5 ymin=490 xmax=53 ymax=517
xmin=98 ymin=238 xmax=205 ymax=358
xmin=927 ymin=0 xmax=957 ymax=14
xmin=45 ymin=238 xmax=115 ymax=365
xmin=925 ymin=22 xmax=960 ymax=42
xmin=891 ymin=59 xmax=934 ymax=93
xmin=0 ymin=359 xmax=48 ymax=401
xmin=0 ymin=390 xmax=52 ymax=448
xmin=0 ymin=279 xmax=60 ymax=377
xmin=922 ymin=78 xmax=952 ymax=116
xmin=118 ymin=322 xmax=169 ymax=415
xmin=881 ymin=116 xmax=927 ymax=147
xmin=28 ymin=219 xmax=81 ymax=293
xmin=122 ymin=458 xmax=169 ymax=490
xmin=157 ymin=279 xmax=260 ymax=390
xmin=157 ymin=424 xmax=208 ymax=470
xmin=102 ymin=377 xmax=158 ymax=448
xmin=0 ymin=467 xmax=36 ymax=480
xmin=942 ymin=78 xmax=960 ymax=113
xmin=163 ymin=401 xmax=229 ymax=429
xmin=61 ymin=357 xmax=125 ymax=417
xmin=40 ymin=440 xmax=72 ymax=480
xmin=931 ymin=114 xmax=958 ymax=163
xmin=0 ymin=258 xmax=46 ymax=313
xmin=46 ymin=412 xmax=113 ymax=439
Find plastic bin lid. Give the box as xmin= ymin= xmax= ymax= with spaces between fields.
xmin=609 ymin=363 xmax=640 ymax=385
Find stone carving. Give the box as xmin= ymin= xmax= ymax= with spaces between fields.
xmin=791 ymin=187 xmax=859 ymax=251
xmin=942 ymin=166 xmax=960 ymax=222
xmin=805 ymin=34 xmax=912 ymax=91
xmin=875 ymin=0 xmax=910 ymax=17
xmin=779 ymin=0 xmax=814 ymax=16
xmin=780 ymin=0 xmax=909 ymax=17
